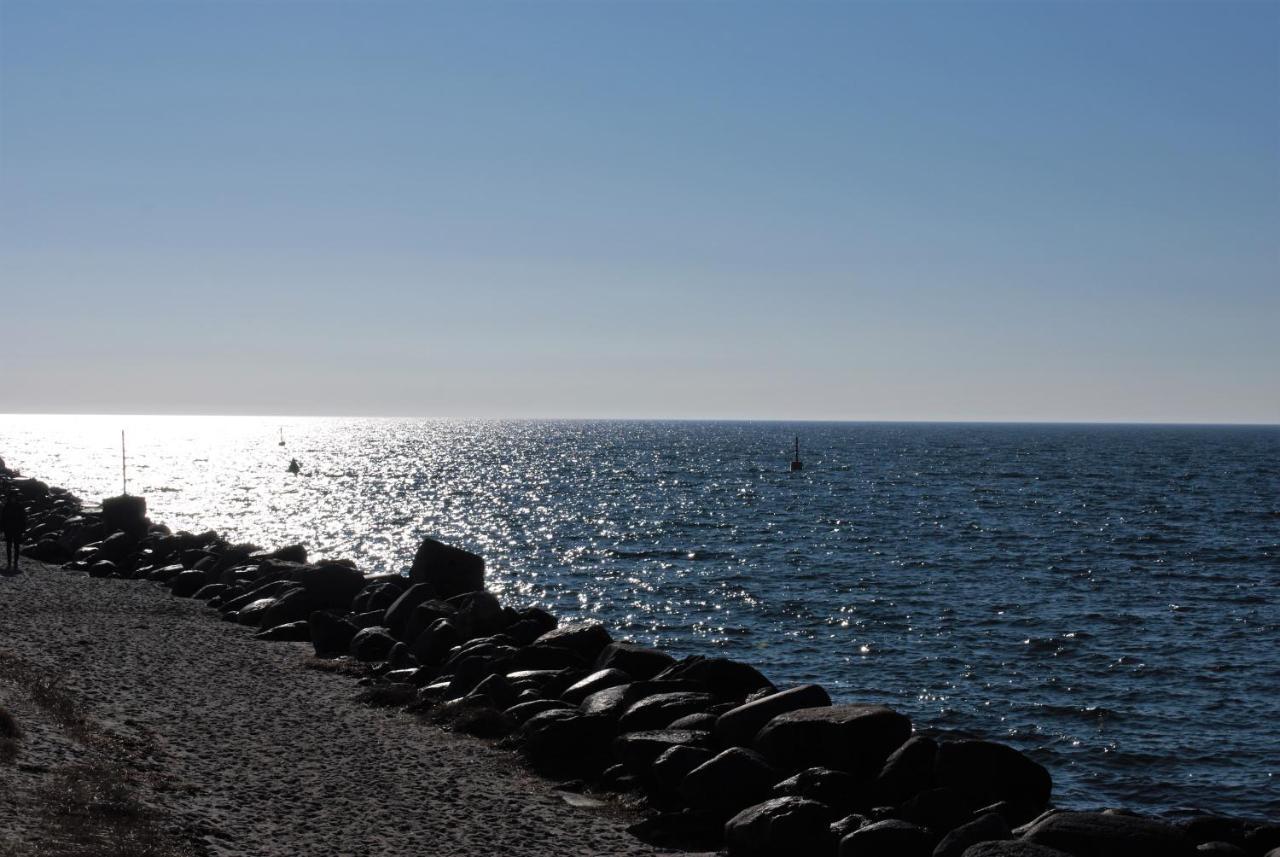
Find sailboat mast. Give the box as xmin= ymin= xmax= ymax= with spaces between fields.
xmin=121 ymin=430 xmax=127 ymax=495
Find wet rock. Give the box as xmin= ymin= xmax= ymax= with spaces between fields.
xmin=97 ymin=531 xmax=137 ymax=562
xmin=652 ymin=744 xmax=716 ymax=792
xmin=654 ymin=656 xmax=775 ymax=703
xmin=351 ymin=580 xmax=404 ymax=614
xmin=935 ymin=741 xmax=1051 ymax=823
xmin=595 ymin=642 xmax=676 ymax=680
xmin=349 ymin=626 xmax=398 ymax=662
xmin=147 ymin=563 xmax=186 ymax=583
xmin=668 ymin=712 xmax=719 ymax=731
xmin=754 ymin=704 xmax=912 ymax=777
xmin=562 ymin=669 xmax=632 ymax=705
xmin=168 ymin=569 xmax=210 ymax=597
xmin=771 ymin=767 xmax=865 ymax=813
xmin=896 ymin=787 xmax=971 ymax=840
xmin=531 ymin=622 xmax=612 ymax=661
xmin=873 ymin=735 xmax=937 ymax=805
xmin=409 ymin=538 xmax=484 ymax=598
xmin=838 ymin=819 xmax=933 ymax=857
xmin=620 ymin=692 xmax=716 ymax=733
xmin=1022 ymin=811 xmax=1196 ymax=857
xmin=309 ymin=610 xmax=359 ymax=656
xmin=235 ymin=597 xmax=278 ymax=626
xmin=724 ymin=796 xmax=833 ymax=857
xmin=88 ymin=559 xmax=117 ymax=578
xmin=258 ymin=587 xmax=319 ymax=629
xmin=831 ymin=813 xmax=870 ymax=841
xmin=517 ymin=709 xmax=614 ymax=777
xmin=505 ymin=699 xmax=574 ymax=724
xmin=615 ymin=729 xmax=713 ymax=775
xmin=716 ymin=684 xmax=832 ymax=748
xmin=933 ymin=811 xmax=1013 ymax=857
xmin=506 ymin=644 xmax=590 ymax=672
xmin=961 ymin=843 xmax=1075 ymax=857
xmin=192 ymin=583 xmax=228 ymax=601
xmin=255 ymin=621 xmax=312 ymax=642
xmin=679 ymin=747 xmax=782 ymax=815
xmin=409 ymin=618 xmax=463 ymax=666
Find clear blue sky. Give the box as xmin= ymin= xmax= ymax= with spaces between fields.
xmin=1 ymin=0 xmax=1276 ymax=422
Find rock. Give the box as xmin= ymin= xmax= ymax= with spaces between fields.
xmin=87 ymin=560 xmax=117 ymax=578
xmin=562 ymin=669 xmax=632 ymax=705
xmin=628 ymin=808 xmax=724 ymax=851
xmin=679 ymin=747 xmax=782 ymax=815
xmin=933 ymin=812 xmax=1012 ymax=857
xmin=255 ymin=621 xmax=312 ymax=641
xmin=506 ymin=644 xmax=590 ymax=672
xmin=831 ymin=813 xmax=870 ymax=841
xmin=23 ymin=539 xmax=67 ymax=562
xmin=505 ymin=699 xmax=574 ymax=724
xmin=309 ymin=610 xmax=359 ymax=656
xmin=264 ymin=543 xmax=307 ymax=564
xmin=771 ymin=767 xmax=865 ymax=813
xmin=192 ymin=583 xmax=228 ymax=601
xmin=934 ymin=741 xmax=1051 ymax=823
xmin=258 ymin=587 xmax=319 ymax=629
xmin=409 ymin=618 xmax=463 ymax=666
xmin=13 ymin=478 xmax=50 ymax=500
xmin=754 ymin=704 xmax=912 ymax=777
xmin=383 ymin=583 xmax=438 ymax=636
xmin=234 ymin=597 xmax=278 ymax=626
xmin=349 ymin=626 xmax=398 ymax=661
xmin=531 ymin=622 xmax=613 ymax=661
xmin=295 ymin=563 xmax=365 ymax=611
xmin=896 ymin=787 xmax=971 ymax=840
xmin=595 ymin=642 xmax=676 ymax=680
xmin=614 ymin=729 xmax=713 ymax=775
xmin=724 ymin=797 xmax=833 ymax=857
xmin=1022 ymin=811 xmax=1197 ymax=857
xmin=517 ymin=709 xmax=614 ymax=777
xmin=466 ymin=674 xmax=516 ymax=709
xmin=652 ymin=744 xmax=716 ymax=792
xmin=716 ymin=684 xmax=832 ymax=748
xmin=409 ymin=538 xmax=484 ymax=598
xmin=1181 ymin=817 xmax=1252 ymax=850
xmin=873 ymin=735 xmax=938 ymax=805
xmin=101 ymin=494 xmax=147 ymax=536
xmin=447 ymin=590 xmax=506 ymax=638
xmin=619 ymin=692 xmax=716 ymax=733
xmin=1194 ymin=844 xmax=1246 ymax=855
xmin=168 ymin=569 xmax=211 ymax=597
xmin=654 ymin=656 xmax=775 ymax=702
xmin=1248 ymin=826 xmax=1280 ymax=854
xmin=97 ymin=531 xmax=137 ymax=562
xmin=838 ymin=819 xmax=933 ymax=857
xmin=351 ymin=580 xmax=404 ymax=614
xmin=961 ymin=843 xmax=1074 ymax=857
xmin=668 ymin=712 xmax=719 ymax=731
xmin=404 ymin=599 xmax=459 ymax=643
xmin=147 ymin=563 xmax=186 ymax=583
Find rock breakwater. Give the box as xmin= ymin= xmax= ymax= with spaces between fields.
xmin=2 ymin=459 xmax=1276 ymax=857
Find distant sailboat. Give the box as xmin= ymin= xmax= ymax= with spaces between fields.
xmin=278 ymin=427 xmax=286 ymax=447
xmin=790 ymin=437 xmax=803 ymax=472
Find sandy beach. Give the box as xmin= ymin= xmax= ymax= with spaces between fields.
xmin=0 ymin=557 xmax=672 ymax=857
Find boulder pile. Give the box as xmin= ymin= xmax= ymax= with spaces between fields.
xmin=1 ymin=462 xmax=1275 ymax=857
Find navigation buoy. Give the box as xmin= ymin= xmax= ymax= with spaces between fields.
xmin=790 ymin=437 xmax=803 ymax=471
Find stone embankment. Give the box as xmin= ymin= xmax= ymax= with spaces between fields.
xmin=4 ymin=463 xmax=1278 ymax=857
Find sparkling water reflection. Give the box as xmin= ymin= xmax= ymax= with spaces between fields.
xmin=2 ymin=416 xmax=1277 ymax=819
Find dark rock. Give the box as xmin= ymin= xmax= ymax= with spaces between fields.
xmin=384 ymin=583 xmax=438 ymax=637
xmin=754 ymin=704 xmax=912 ymax=777
xmin=409 ymin=538 xmax=484 ymax=598
xmin=349 ymin=626 xmax=398 ymax=661
xmin=934 ymin=812 xmax=1013 ymax=857
xmin=1022 ymin=811 xmax=1196 ymax=857
xmin=147 ymin=563 xmax=186 ymax=583
xmin=517 ymin=709 xmax=614 ymax=777
xmin=716 ymin=684 xmax=832 ymax=748
xmin=595 ymin=642 xmax=676 ymax=680
xmin=507 ymin=644 xmax=590 ymax=672
xmin=506 ymin=606 xmax=558 ymax=642
xmin=192 ymin=583 xmax=228 ymax=601
xmin=873 ymin=735 xmax=938 ymax=805
xmin=295 ymin=563 xmax=364 ymax=611
xmin=258 ymin=587 xmax=319 ymax=629
xmin=255 ymin=621 xmax=312 ymax=642
xmin=580 ymin=680 xmax=701 ymax=721
xmin=101 ymin=494 xmax=147 ymax=536
xmin=1247 ymin=825 xmax=1280 ymax=853
xmin=896 ymin=787 xmax=971 ymax=839
xmin=838 ymin=819 xmax=933 ymax=857
xmin=629 ymin=808 xmax=724 ymax=852
xmin=620 ymin=692 xmax=716 ymax=733
xmin=669 ymin=712 xmax=719 ymax=731
xmin=831 ymin=813 xmax=870 ymax=841
xmin=351 ymin=580 xmax=405 ymax=614
xmin=562 ymin=669 xmax=632 ymax=705
xmin=1194 ymin=844 xmax=1246 ymax=855
xmin=466 ymin=673 xmax=516 ymax=709
xmin=531 ymin=622 xmax=612 ymax=662
xmin=235 ymin=597 xmax=279 ymax=626
xmin=652 ymin=745 xmax=716 ymax=792
xmin=13 ymin=477 xmax=50 ymax=500
xmin=352 ymin=610 xmax=389 ymax=629
xmin=169 ymin=569 xmax=211 ymax=597
xmin=23 ymin=539 xmax=67 ymax=562
xmin=615 ymin=729 xmax=713 ymax=775
xmin=654 ymin=656 xmax=775 ymax=703
xmin=404 ymin=599 xmax=459 ymax=643
xmin=97 ymin=531 xmax=137 ymax=562
xmin=771 ymin=767 xmax=865 ymax=813
xmin=961 ymin=843 xmax=1075 ymax=857
xmin=264 ymin=543 xmax=307 ymax=564
xmin=409 ymin=618 xmax=463 ymax=666
xmin=447 ymin=590 xmax=506 ymax=638
xmin=680 ymin=747 xmax=783 ymax=815
xmin=935 ymin=741 xmax=1052 ymax=823
xmin=1181 ymin=817 xmax=1252 ymax=850
xmin=724 ymin=797 xmax=833 ymax=857
xmin=309 ymin=610 xmax=359 ymax=656
xmin=88 ymin=560 xmax=117 ymax=578
xmin=505 ymin=699 xmax=574 ymax=724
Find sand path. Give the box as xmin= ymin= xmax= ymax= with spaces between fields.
xmin=0 ymin=559 xmax=672 ymax=856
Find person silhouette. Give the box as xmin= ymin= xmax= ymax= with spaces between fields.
xmin=1 ymin=491 xmax=26 ymax=568
xmin=287 ymin=458 xmax=301 ymax=475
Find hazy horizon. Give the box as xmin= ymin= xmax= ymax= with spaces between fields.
xmin=2 ymin=1 xmax=1277 ymax=424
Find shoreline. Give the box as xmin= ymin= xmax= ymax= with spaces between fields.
xmin=1 ymin=462 xmax=1276 ymax=856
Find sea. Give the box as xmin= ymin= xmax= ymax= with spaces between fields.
xmin=2 ymin=415 xmax=1277 ymax=820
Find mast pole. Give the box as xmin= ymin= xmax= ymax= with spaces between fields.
xmin=121 ymin=430 xmax=127 ymax=495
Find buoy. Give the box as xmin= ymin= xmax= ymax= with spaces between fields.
xmin=790 ymin=437 xmax=803 ymax=471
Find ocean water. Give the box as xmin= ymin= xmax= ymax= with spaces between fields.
xmin=2 ymin=415 xmax=1277 ymax=820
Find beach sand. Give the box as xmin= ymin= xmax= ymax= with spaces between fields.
xmin=0 ymin=558 xmax=674 ymax=857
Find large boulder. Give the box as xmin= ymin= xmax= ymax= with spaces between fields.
xmin=770 ymin=767 xmax=865 ymax=813
xmin=255 ymin=621 xmax=312 ymax=642
xmin=447 ymin=590 xmax=506 ymax=638
xmin=384 ymin=583 xmax=438 ymax=637
xmin=409 ymin=618 xmax=463 ymax=666
xmin=934 ymin=741 xmax=1051 ymax=822
xmin=351 ymin=580 xmax=405 ymax=614
xmin=350 ymin=626 xmax=398 ymax=661
xmin=935 ymin=812 xmax=1014 ymax=857
xmin=679 ymin=747 xmax=782 ymax=816
xmin=168 ymin=569 xmax=211 ymax=598
xmin=309 ymin=610 xmax=359 ymax=656
xmin=961 ymin=842 xmax=1075 ymax=857
xmin=101 ymin=494 xmax=147 ymax=536
xmin=654 ymin=656 xmax=775 ymax=703
xmin=1022 ymin=811 xmax=1197 ymax=857
xmin=724 ymin=797 xmax=833 ymax=857
xmin=614 ymin=729 xmax=713 ymax=775
xmin=504 ymin=607 xmax=559 ymax=645
xmin=716 ymin=684 xmax=832 ymax=748
xmin=295 ymin=563 xmax=365 ymax=611
xmin=754 ymin=704 xmax=912 ymax=777
xmin=837 ymin=819 xmax=932 ymax=857
xmin=595 ymin=642 xmax=676 ymax=680
xmin=517 ymin=709 xmax=613 ymax=777
xmin=258 ymin=587 xmax=318 ymax=629
xmin=404 ymin=599 xmax=459 ymax=643
xmin=619 ymin=692 xmax=716 ymax=733
xmin=872 ymin=735 xmax=937 ymax=805
xmin=409 ymin=538 xmax=484 ymax=598
xmin=562 ymin=669 xmax=632 ymax=705
xmin=530 ymin=622 xmax=612 ymax=661
xmin=652 ymin=745 xmax=716 ymax=792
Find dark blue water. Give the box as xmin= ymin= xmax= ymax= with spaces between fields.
xmin=5 ymin=418 xmax=1278 ymax=819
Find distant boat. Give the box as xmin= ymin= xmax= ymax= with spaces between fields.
xmin=790 ymin=437 xmax=803 ymax=471
xmin=278 ymin=427 xmax=286 ymax=447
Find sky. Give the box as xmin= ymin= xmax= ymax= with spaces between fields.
xmin=1 ymin=0 xmax=1276 ymax=422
